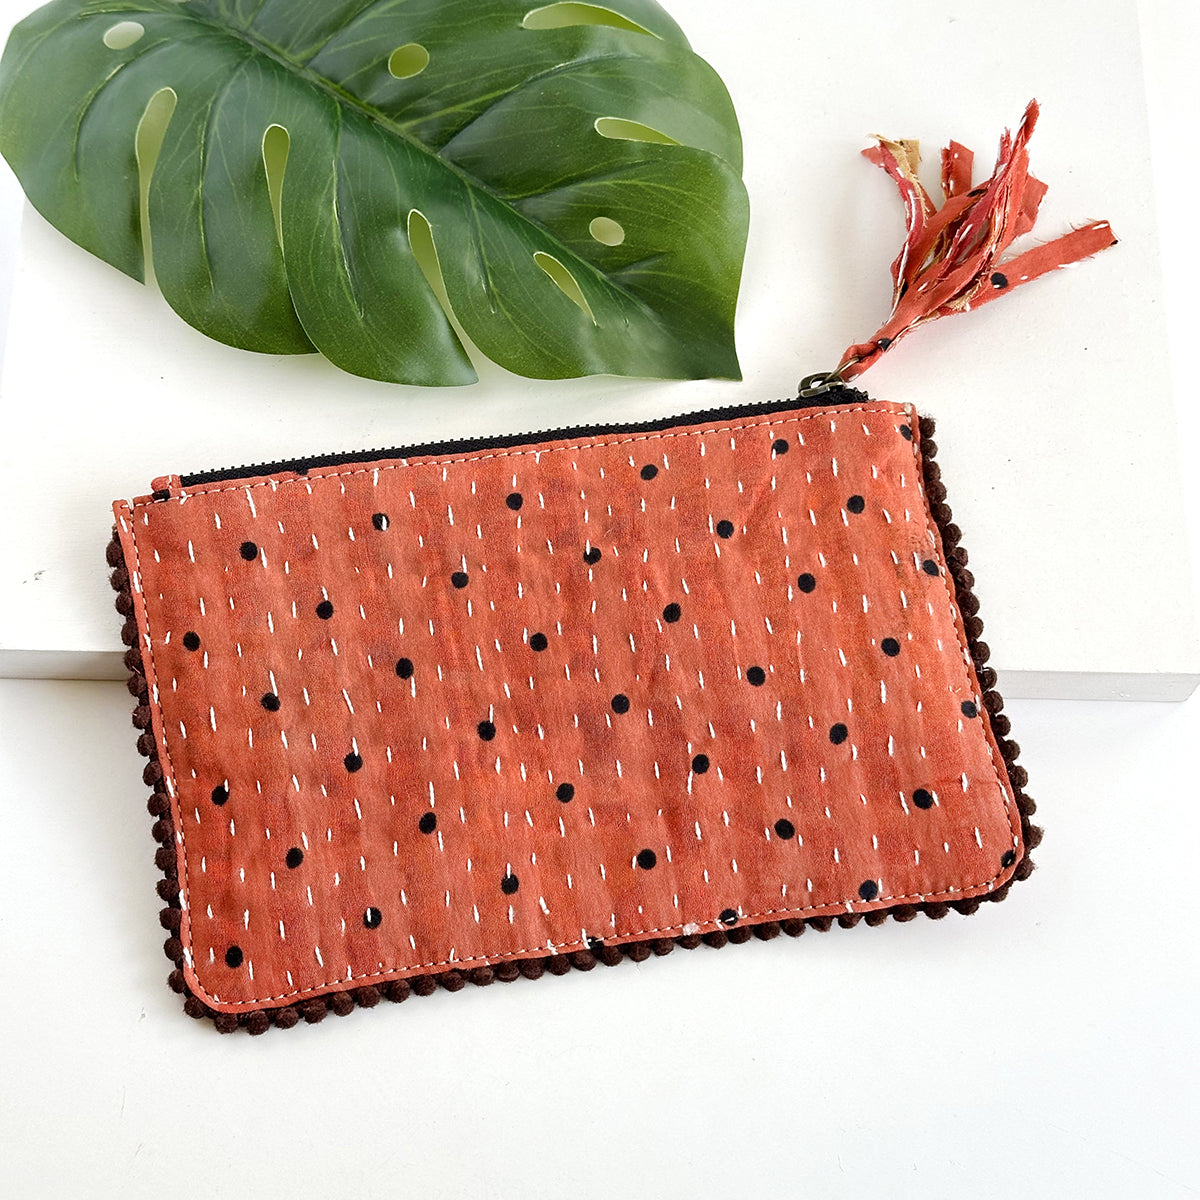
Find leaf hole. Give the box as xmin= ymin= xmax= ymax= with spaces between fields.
xmin=521 ymin=3 xmax=655 ymax=34
xmin=588 ymin=216 xmax=625 ymax=246
xmin=533 ymin=251 xmax=596 ymax=324
xmin=594 ymin=117 xmax=678 ymax=146
xmin=261 ymin=124 xmax=290 ymax=249
xmin=103 ymin=21 xmax=145 ymax=50
xmin=388 ymin=43 xmax=430 ymax=79
xmin=134 ymin=86 xmax=177 ymax=281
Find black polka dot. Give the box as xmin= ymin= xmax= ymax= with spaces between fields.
xmin=211 ymin=784 xmax=229 ymax=805
xmin=315 ymin=599 xmax=334 ymax=620
xmin=372 ymin=512 xmax=389 ymax=531
xmin=395 ymin=656 xmax=414 ymax=679
xmin=774 ymin=818 xmax=796 ymax=839
xmin=881 ymin=637 xmax=901 ymax=657
xmin=877 ymin=336 xmax=893 ymax=350
xmin=224 ymin=945 xmax=243 ymax=968
xmin=239 ymin=541 xmax=258 ymax=561
xmin=796 ymin=573 xmax=817 ymax=593
xmin=363 ymin=907 xmax=383 ymax=929
xmin=636 ymin=848 xmax=657 ymax=869
xmin=344 ymin=752 xmax=363 ymax=772
xmin=260 ymin=692 xmax=280 ymax=712
xmin=611 ymin=693 xmax=630 ymax=714
xmin=556 ymin=782 xmax=575 ymax=802
xmin=451 ymin=570 xmax=469 ymax=589
xmin=692 ymin=753 xmax=710 ymax=774
xmin=912 ymin=788 xmax=935 ymax=810
xmin=583 ymin=546 xmax=602 ymax=565
xmin=586 ymin=936 xmax=604 ymax=954
xmin=858 ymin=879 xmax=879 ymax=901
xmin=505 ymin=492 xmax=523 ymax=511
xmin=182 ymin=631 xmax=201 ymax=652
xmin=719 ymin=908 xmax=738 ymax=925
xmin=501 ymin=873 xmax=520 ymax=895
xmin=922 ymin=559 xmax=940 ymax=576
xmin=829 ymin=722 xmax=849 ymax=745
xmin=529 ymin=632 xmax=549 ymax=652
xmin=662 ymin=602 xmax=681 ymax=623
xmin=477 ymin=720 xmax=497 ymax=741
xmin=899 ymin=424 xmax=913 ymax=441
xmin=961 ymin=700 xmax=979 ymax=718
xmin=746 ymin=665 xmax=766 ymax=686
xmin=1001 ymin=849 xmax=1017 ymax=869
xmin=772 ymin=438 xmax=789 ymax=455
xmin=418 ymin=812 xmax=437 ymax=834
xmin=285 ymin=847 xmax=304 ymax=868
xmin=716 ymin=519 xmax=735 ymax=539
xmin=847 ymin=494 xmax=866 ymax=514
xmin=991 ymin=271 xmax=1009 ymax=289
xmin=640 ymin=464 xmax=659 ymax=480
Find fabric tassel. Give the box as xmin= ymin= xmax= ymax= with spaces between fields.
xmin=835 ymin=99 xmax=1117 ymax=382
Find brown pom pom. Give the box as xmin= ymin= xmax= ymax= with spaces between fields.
xmin=753 ymin=922 xmax=781 ymax=940
xmin=941 ymin=522 xmax=962 ymax=547
xmin=925 ymin=479 xmax=947 ymax=505
xmin=1009 ymin=764 xmax=1029 ymax=789
xmin=163 ymin=936 xmax=183 ymax=962
xmin=983 ymin=691 xmax=1004 ymax=715
xmin=990 ymin=881 xmax=1013 ymax=904
xmin=1017 ymin=794 xmax=1037 ymax=817
xmin=806 ymin=916 xmax=834 ymax=933
xmin=155 ymin=846 xmax=177 ymax=873
xmin=213 ymin=1013 xmax=240 ymax=1034
xmin=150 ymin=819 xmax=172 ymax=845
xmin=923 ymin=902 xmax=950 ymax=920
xmin=156 ymin=878 xmax=180 ymax=903
xmin=676 ymin=934 xmax=702 ymax=949
xmin=518 ymin=959 xmax=545 ymax=980
xmin=958 ymin=591 xmax=981 ymax=617
xmin=1014 ymin=856 xmax=1036 ymax=881
xmin=245 ymin=1011 xmax=270 ymax=1036
xmin=918 ymin=416 xmax=937 ymax=439
xmin=891 ymin=905 xmax=919 ymax=922
xmin=951 ymin=897 xmax=981 ymax=916
xmin=123 ymin=646 xmax=143 ymax=673
xmin=545 ymin=955 xmax=571 ymax=976
xmin=384 ymin=980 xmax=411 ymax=1004
xmin=922 ymin=436 xmax=939 ymax=458
xmin=354 ymin=986 xmax=382 ymax=1008
xmin=836 ymin=913 xmax=862 ymax=930
xmin=159 ymin=907 xmax=181 ymax=932
xmin=411 ymin=975 xmax=437 ymax=996
xmin=147 ymin=793 xmax=170 ymax=816
xmin=626 ymin=942 xmax=652 ymax=962
xmin=330 ymin=991 xmax=355 ymax=1016
xmin=142 ymin=760 xmax=163 ymax=787
xmin=651 ymin=938 xmax=675 ymax=956
xmin=991 ymin=713 xmax=1012 ymax=737
xmin=106 ymin=535 xmax=123 ymax=567
xmin=183 ymin=995 xmax=209 ymax=1019
xmin=114 ymin=591 xmax=134 ymax=617
xmin=864 ymin=911 xmax=889 ymax=927
xmin=955 ymin=566 xmax=976 ymax=591
xmin=110 ymin=566 xmax=129 ymax=592
xmin=136 ymin=732 xmax=156 ymax=757
xmin=780 ymin=919 xmax=805 ymax=937
xmin=978 ymin=666 xmax=998 ymax=689
xmin=301 ymin=999 xmax=328 ymax=1024
xmin=1025 ymin=824 xmax=1043 ymax=851
xmin=120 ymin=617 xmax=139 ymax=646
xmin=273 ymin=1007 xmax=300 ymax=1029
xmin=598 ymin=945 xmax=623 ymax=966
xmin=467 ymin=966 xmax=495 ymax=986
xmin=168 ymin=969 xmax=186 ymax=993
xmin=702 ymin=930 xmax=728 ymax=948
xmin=568 ymin=951 xmax=597 ymax=971
xmin=438 ymin=969 xmax=467 ymax=992
xmin=963 ymin=615 xmax=985 ymax=640
xmin=494 ymin=962 xmax=521 ymax=982
xmin=930 ymin=501 xmax=953 ymax=527
xmin=970 ymin=640 xmax=991 ymax=667
xmin=132 ymin=705 xmax=152 ymax=730
xmin=727 ymin=925 xmax=753 ymax=944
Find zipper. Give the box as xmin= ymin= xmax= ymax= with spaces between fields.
xmin=176 ymin=384 xmax=868 ymax=489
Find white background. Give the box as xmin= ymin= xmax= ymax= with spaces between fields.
xmin=2 ymin=1 xmax=1199 ymax=1197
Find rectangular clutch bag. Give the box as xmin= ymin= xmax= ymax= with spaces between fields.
xmin=108 ymin=387 xmax=1038 ymax=1033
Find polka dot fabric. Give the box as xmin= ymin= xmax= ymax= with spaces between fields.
xmin=111 ymin=398 xmax=1024 ymax=1020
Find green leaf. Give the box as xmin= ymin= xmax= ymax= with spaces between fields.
xmin=0 ymin=0 xmax=748 ymax=385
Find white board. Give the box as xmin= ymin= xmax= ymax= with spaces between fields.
xmin=0 ymin=0 xmax=1195 ymax=697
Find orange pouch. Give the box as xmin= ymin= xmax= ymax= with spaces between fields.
xmin=108 ymin=387 xmax=1037 ymax=1033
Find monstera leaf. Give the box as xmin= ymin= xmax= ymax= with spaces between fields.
xmin=0 ymin=0 xmax=748 ymax=384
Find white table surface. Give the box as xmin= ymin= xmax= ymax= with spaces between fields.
xmin=2 ymin=2 xmax=1199 ymax=1197
xmin=0 ymin=0 xmax=1196 ymax=697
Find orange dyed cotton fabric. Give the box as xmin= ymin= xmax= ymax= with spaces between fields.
xmin=113 ymin=399 xmax=1020 ymax=1014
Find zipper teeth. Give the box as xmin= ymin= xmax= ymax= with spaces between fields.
xmin=178 ymin=386 xmax=867 ymax=487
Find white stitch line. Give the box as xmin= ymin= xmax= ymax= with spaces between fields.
xmin=121 ymin=405 xmax=1021 ymax=1008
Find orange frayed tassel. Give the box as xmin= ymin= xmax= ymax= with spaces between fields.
xmin=833 ymin=100 xmax=1117 ymax=383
